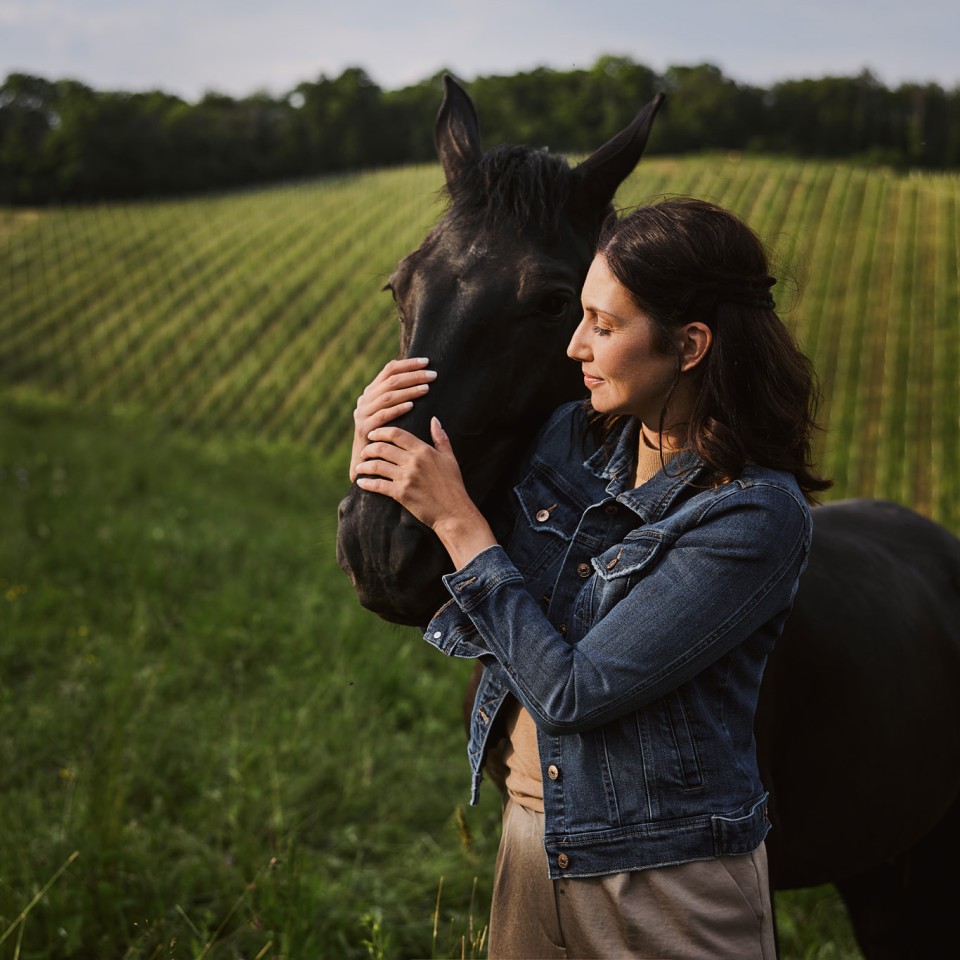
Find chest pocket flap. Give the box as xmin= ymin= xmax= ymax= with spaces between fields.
xmin=590 ymin=533 xmax=667 ymax=581
xmin=514 ymin=466 xmax=586 ymax=540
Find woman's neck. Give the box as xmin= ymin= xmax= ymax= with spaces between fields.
xmin=639 ymin=421 xmax=685 ymax=453
xmin=633 ymin=425 xmax=681 ymax=488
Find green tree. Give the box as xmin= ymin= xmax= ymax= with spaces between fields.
xmin=381 ymin=72 xmax=450 ymax=164
xmin=764 ymin=72 xmax=892 ymax=160
xmin=0 ymin=73 xmax=59 ymax=202
xmin=45 ymin=83 xmax=184 ymax=199
xmin=656 ymin=63 xmax=762 ymax=153
xmin=291 ymin=67 xmax=385 ymax=172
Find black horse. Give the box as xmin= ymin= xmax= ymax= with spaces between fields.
xmin=337 ymin=77 xmax=960 ymax=958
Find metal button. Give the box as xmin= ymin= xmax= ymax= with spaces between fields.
xmin=558 ymin=623 xmax=568 ymax=636
xmin=605 ymin=502 xmax=618 ymax=515
xmin=547 ymin=764 xmax=560 ymax=780
xmin=576 ymin=562 xmax=591 ymax=578
xmin=535 ymin=509 xmax=551 ymax=522
xmin=557 ymin=853 xmax=570 ymax=869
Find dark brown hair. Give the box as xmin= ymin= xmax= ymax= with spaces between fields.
xmin=595 ymin=197 xmax=831 ymax=502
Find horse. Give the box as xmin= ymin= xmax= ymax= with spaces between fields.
xmin=336 ymin=77 xmax=960 ymax=958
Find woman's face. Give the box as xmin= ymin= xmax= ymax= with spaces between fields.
xmin=567 ymin=254 xmax=679 ymax=427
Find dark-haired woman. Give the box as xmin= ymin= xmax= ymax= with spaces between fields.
xmin=352 ymin=198 xmax=830 ymax=959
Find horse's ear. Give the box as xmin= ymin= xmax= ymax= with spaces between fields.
xmin=572 ymin=92 xmax=665 ymax=213
xmin=435 ymin=75 xmax=482 ymax=184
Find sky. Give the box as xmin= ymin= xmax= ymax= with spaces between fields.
xmin=1 ymin=0 xmax=958 ymax=102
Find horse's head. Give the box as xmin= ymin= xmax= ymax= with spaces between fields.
xmin=337 ymin=77 xmax=663 ymax=625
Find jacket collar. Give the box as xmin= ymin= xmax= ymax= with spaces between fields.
xmin=582 ymin=416 xmax=710 ymax=524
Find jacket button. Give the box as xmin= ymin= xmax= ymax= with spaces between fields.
xmin=576 ymin=562 xmax=590 ymax=578
xmin=547 ymin=764 xmax=560 ymax=780
xmin=535 ymin=509 xmax=551 ymax=522
xmin=557 ymin=853 xmax=570 ymax=869
xmin=558 ymin=623 xmax=568 ymax=636
xmin=605 ymin=502 xmax=618 ymax=515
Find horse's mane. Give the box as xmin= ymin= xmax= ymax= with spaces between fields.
xmin=444 ymin=144 xmax=574 ymax=238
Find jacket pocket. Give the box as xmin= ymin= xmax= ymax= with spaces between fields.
xmin=510 ymin=466 xmax=583 ymax=578
xmin=574 ymin=534 xmax=668 ymax=625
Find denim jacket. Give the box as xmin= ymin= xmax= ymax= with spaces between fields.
xmin=424 ymin=402 xmax=812 ymax=879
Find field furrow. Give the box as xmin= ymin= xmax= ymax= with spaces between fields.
xmin=2 ymin=158 xmax=958 ymax=532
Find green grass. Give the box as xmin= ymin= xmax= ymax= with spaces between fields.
xmin=5 ymin=153 xmax=960 ymax=956
xmin=0 ymin=394 xmax=863 ymax=958
xmin=0 ymin=393 xmax=501 ymax=958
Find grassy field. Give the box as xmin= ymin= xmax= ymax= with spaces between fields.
xmin=0 ymin=394 xmax=503 ymax=958
xmin=3 ymin=152 xmax=960 ymax=957
xmin=1 ymin=395 xmax=860 ymax=959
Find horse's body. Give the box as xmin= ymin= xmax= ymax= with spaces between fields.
xmin=337 ymin=78 xmax=960 ymax=957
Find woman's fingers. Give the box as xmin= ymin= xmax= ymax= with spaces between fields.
xmin=355 ymin=429 xmax=420 ymax=467
xmin=370 ymin=356 xmax=430 ymax=387
xmin=365 ymin=358 xmax=434 ymax=398
xmin=356 ymin=360 xmax=436 ymax=420
xmin=365 ymin=426 xmax=422 ymax=449
xmin=349 ymin=359 xmax=436 ymax=482
xmin=359 ymin=381 xmax=429 ymax=415
xmin=355 ymin=456 xmax=399 ymax=478
xmin=354 ymin=438 xmax=409 ymax=496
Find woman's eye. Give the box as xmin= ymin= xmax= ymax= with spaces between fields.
xmin=537 ymin=294 xmax=571 ymax=318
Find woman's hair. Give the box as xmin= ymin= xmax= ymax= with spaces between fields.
xmin=594 ymin=196 xmax=832 ymax=502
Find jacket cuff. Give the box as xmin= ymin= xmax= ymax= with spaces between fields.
xmin=422 ymin=546 xmax=523 ymax=657
xmin=441 ymin=544 xmax=525 ymax=611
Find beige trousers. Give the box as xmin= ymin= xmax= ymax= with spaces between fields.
xmin=488 ymin=799 xmax=777 ymax=960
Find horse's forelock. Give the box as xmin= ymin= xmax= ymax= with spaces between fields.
xmin=446 ymin=144 xmax=574 ymax=238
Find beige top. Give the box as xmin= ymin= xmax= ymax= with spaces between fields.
xmin=502 ymin=437 xmax=673 ymax=812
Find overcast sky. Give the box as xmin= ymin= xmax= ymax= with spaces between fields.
xmin=2 ymin=0 xmax=957 ymax=101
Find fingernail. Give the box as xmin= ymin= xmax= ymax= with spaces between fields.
xmin=424 ymin=370 xmax=437 ymax=380
xmin=415 ymin=357 xmax=429 ymax=364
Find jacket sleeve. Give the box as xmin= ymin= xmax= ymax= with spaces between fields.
xmin=423 ymin=483 xmax=810 ymax=735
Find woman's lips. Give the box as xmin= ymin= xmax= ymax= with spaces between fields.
xmin=583 ymin=372 xmax=604 ymax=388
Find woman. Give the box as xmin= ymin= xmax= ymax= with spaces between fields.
xmin=352 ymin=198 xmax=830 ymax=958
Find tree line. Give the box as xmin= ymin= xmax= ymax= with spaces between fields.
xmin=2 ymin=56 xmax=958 ymax=204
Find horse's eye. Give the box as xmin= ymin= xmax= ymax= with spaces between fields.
xmin=383 ymin=283 xmax=408 ymax=324
xmin=537 ymin=294 xmax=571 ymax=318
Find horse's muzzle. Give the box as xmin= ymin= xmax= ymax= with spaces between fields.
xmin=336 ymin=487 xmax=450 ymax=626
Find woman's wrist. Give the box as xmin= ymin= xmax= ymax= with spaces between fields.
xmin=433 ymin=504 xmax=497 ymax=570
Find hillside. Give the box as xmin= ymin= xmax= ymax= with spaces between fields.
xmin=2 ymin=154 xmax=959 ymax=533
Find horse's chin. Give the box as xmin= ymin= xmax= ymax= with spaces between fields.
xmin=336 ymin=488 xmax=451 ymax=627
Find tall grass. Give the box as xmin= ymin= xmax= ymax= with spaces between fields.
xmin=0 ymin=395 xmax=503 ymax=957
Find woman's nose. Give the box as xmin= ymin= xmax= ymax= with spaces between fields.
xmin=567 ymin=318 xmax=591 ymax=361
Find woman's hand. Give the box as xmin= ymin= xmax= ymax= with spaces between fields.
xmin=349 ymin=357 xmax=436 ymax=482
xmin=355 ymin=418 xmax=497 ymax=569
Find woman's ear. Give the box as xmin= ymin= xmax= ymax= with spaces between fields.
xmin=678 ymin=322 xmax=712 ymax=373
